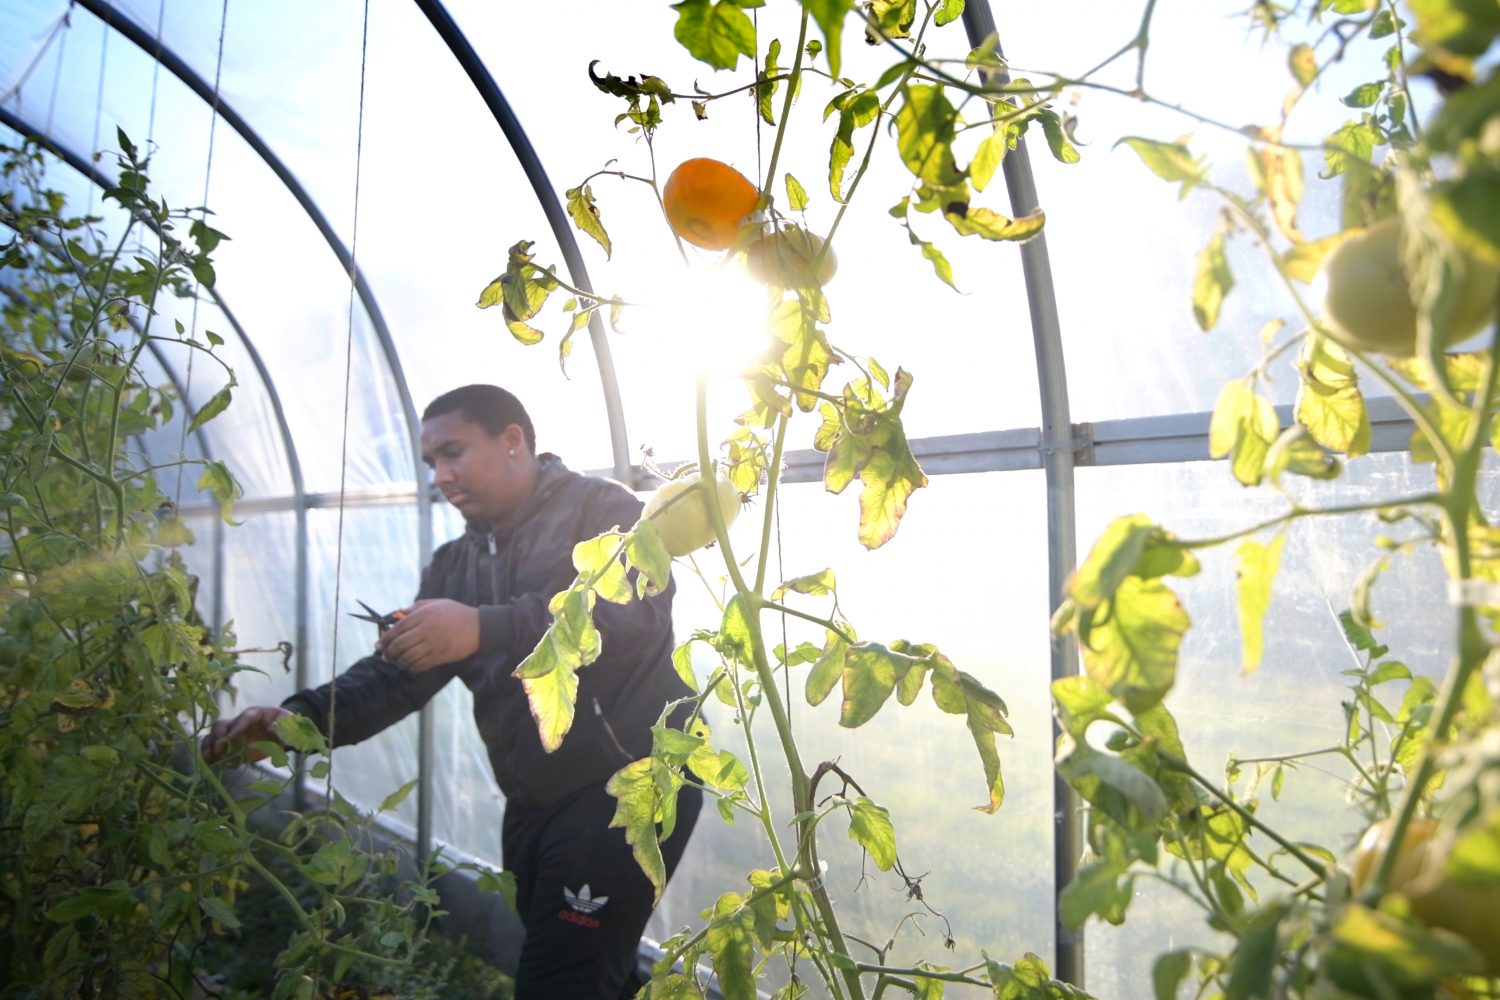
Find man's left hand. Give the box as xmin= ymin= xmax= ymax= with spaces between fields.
xmin=376 ymin=599 xmax=479 ymax=672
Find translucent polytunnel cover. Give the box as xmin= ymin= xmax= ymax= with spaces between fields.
xmin=3 ymin=0 xmax=1498 ymax=997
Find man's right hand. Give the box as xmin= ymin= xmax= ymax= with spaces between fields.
xmin=201 ymin=705 xmax=292 ymax=765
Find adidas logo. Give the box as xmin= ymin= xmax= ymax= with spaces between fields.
xmin=563 ymin=885 xmax=608 ymax=913
xmin=558 ymin=885 xmax=608 ymax=928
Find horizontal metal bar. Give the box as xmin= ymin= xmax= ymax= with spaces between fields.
xmin=170 ymin=396 xmax=1436 ymax=516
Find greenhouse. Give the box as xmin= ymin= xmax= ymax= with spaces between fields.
xmin=2 ymin=0 xmax=1498 ymax=997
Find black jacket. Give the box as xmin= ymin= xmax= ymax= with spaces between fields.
xmin=283 ymin=456 xmax=687 ymax=808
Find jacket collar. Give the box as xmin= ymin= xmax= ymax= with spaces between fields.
xmin=462 ymin=452 xmax=568 ymax=543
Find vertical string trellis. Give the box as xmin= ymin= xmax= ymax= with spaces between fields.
xmin=324 ymin=0 xmax=374 ymax=832
xmin=171 ymin=0 xmax=228 ymax=513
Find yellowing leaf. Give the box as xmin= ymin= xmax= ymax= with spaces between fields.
xmin=515 ymin=585 xmax=600 ymax=751
xmin=1078 ymin=576 xmax=1189 ymax=714
xmin=607 ymin=758 xmax=675 ymax=900
xmin=1193 ymin=230 xmax=1235 ymax=331
xmin=565 ymin=185 xmax=611 ymax=259
xmin=1209 ymin=380 xmax=1279 ymax=485
xmin=944 ymin=205 xmax=1045 ymax=242
xmin=1296 ymin=336 xmax=1371 ymax=457
xmin=847 ymin=796 xmax=897 ymax=870
xmin=705 ymin=892 xmax=758 ymax=1000
xmin=1236 ymin=535 xmax=1285 ymax=673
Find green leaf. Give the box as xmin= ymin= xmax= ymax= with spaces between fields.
xmin=1059 ymin=856 xmax=1133 ymax=929
xmin=970 ymin=130 xmax=1008 ymax=192
xmin=1235 ymin=535 xmax=1284 ymax=673
xmin=821 ymin=369 xmax=929 ymax=548
xmin=197 ymin=459 xmax=243 ymax=524
xmin=573 ymin=531 xmax=632 ymax=604
xmin=1066 ymin=513 xmax=1170 ymax=610
xmin=1077 ymin=576 xmax=1189 ymax=714
xmin=1281 ymin=232 xmax=1347 ymax=282
xmin=909 ymin=231 xmax=959 ymax=290
xmin=514 ymin=585 xmax=601 ymax=751
xmin=772 ymin=567 xmax=836 ymax=601
xmin=895 ymin=85 xmax=963 ymax=188
xmin=933 ymin=0 xmax=964 ymax=26
xmin=944 ymin=205 xmax=1046 ymax=242
xmin=766 ymin=293 xmax=836 ymax=411
xmin=806 ymin=634 xmax=847 ymax=705
xmin=565 ymin=185 xmax=611 ymax=259
xmin=1192 ymin=230 xmax=1234 ymax=331
xmin=1057 ymin=735 xmax=1170 ymax=827
xmin=784 ymin=171 xmax=808 ymax=212
xmin=199 ymin=895 xmax=242 ymax=930
xmin=1322 ymin=118 xmax=1379 ymax=179
xmin=757 ymin=38 xmax=782 ymax=125
xmin=379 ymin=778 xmax=419 ymax=814
xmin=47 ymin=882 xmax=133 ymax=923
xmin=275 ymin=713 xmax=328 ymax=755
xmin=673 ymin=0 xmax=758 ymax=71
xmin=705 ymin=893 xmax=758 ymax=1000
xmin=1209 ymin=379 xmax=1278 ymax=486
xmin=798 ymin=0 xmax=855 ymax=77
xmin=187 ymin=385 xmax=232 ymax=434
xmin=1153 ymin=950 xmax=1193 ymax=1000
xmin=720 ymin=594 xmax=756 ymax=664
xmin=626 ymin=521 xmax=674 ymax=598
xmin=1407 ymin=0 xmax=1500 ymax=57
xmin=1431 ymin=169 xmax=1500 ymax=267
xmin=1117 ymin=137 xmax=1206 ymax=198
xmin=1289 ymin=43 xmax=1318 ymax=86
xmin=1426 ymin=69 xmax=1500 ymax=154
xmin=1051 ymin=675 xmax=1119 ymax=739
xmin=847 ymin=796 xmax=897 ymax=870
xmin=1446 ymin=809 xmax=1500 ymax=883
xmin=840 ymin=642 xmax=924 ymax=727
xmin=608 ymin=758 xmax=674 ymax=899
xmin=1226 ymin=901 xmax=1288 ymax=1000
xmin=1341 ymin=81 xmax=1384 ymax=108
xmin=1038 ymin=107 xmax=1080 ymax=164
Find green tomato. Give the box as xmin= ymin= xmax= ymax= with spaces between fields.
xmin=743 ymin=224 xmax=838 ymax=288
xmin=1322 ymin=217 xmax=1498 ymax=357
xmin=640 ymin=474 xmax=742 ymax=557
xmin=1350 ymin=816 xmax=1500 ymax=976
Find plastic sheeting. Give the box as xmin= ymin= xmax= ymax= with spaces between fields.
xmin=0 ymin=0 xmax=1488 ymax=991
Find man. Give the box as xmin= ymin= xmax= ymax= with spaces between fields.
xmin=205 ymin=384 xmax=701 ymax=998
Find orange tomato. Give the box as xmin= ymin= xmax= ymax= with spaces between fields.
xmin=662 ymin=158 xmax=760 ymax=251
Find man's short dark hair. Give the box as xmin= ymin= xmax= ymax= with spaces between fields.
xmin=423 ymin=385 xmax=536 ymax=454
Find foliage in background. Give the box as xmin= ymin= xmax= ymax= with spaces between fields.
xmin=483 ymin=0 xmax=1500 ymax=998
xmin=0 ymin=137 xmax=501 ymax=999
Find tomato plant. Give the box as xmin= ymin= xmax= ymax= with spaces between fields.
xmin=0 ymin=137 xmax=497 ymax=999
xmin=470 ymin=1 xmax=1500 ymax=998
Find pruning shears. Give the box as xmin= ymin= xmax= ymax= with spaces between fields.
xmin=349 ymin=599 xmax=405 ymax=635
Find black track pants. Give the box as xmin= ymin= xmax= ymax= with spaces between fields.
xmin=504 ymin=779 xmax=703 ymax=999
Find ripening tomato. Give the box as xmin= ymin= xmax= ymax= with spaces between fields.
xmin=1321 ymin=218 xmax=1499 ymax=356
xmin=1350 ymin=816 xmax=1500 ymax=975
xmin=640 ymin=475 xmax=741 ymax=557
xmin=661 ymin=158 xmax=760 ymax=251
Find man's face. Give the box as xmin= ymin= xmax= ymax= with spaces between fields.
xmin=420 ymin=411 xmax=527 ymax=527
